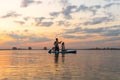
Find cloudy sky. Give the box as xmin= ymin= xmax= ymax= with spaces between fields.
xmin=0 ymin=0 xmax=120 ymax=49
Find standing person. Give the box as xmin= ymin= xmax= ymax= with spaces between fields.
xmin=61 ymin=42 xmax=65 ymax=51
xmin=54 ymin=38 xmax=62 ymax=52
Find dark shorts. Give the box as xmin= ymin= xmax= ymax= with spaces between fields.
xmin=55 ymin=47 xmax=59 ymax=51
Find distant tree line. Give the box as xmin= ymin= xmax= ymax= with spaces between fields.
xmin=84 ymin=47 xmax=120 ymax=50
xmin=12 ymin=46 xmax=48 ymax=50
xmin=12 ymin=47 xmax=32 ymax=50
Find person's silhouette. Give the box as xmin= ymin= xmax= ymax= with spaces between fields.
xmin=54 ymin=38 xmax=62 ymax=52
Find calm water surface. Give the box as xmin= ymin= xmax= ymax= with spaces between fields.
xmin=0 ymin=50 xmax=120 ymax=80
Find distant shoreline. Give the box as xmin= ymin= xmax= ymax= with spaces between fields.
xmin=0 ymin=48 xmax=120 ymax=50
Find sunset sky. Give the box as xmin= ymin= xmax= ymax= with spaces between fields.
xmin=0 ymin=0 xmax=120 ymax=49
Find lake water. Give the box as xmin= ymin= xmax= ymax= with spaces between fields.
xmin=0 ymin=50 xmax=120 ymax=80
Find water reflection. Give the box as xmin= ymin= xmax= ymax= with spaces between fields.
xmin=0 ymin=50 xmax=120 ymax=80
xmin=54 ymin=54 xmax=59 ymax=64
xmin=62 ymin=55 xmax=65 ymax=63
xmin=54 ymin=53 xmax=72 ymax=80
xmin=54 ymin=53 xmax=65 ymax=64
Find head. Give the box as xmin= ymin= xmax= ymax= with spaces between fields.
xmin=62 ymin=42 xmax=64 ymax=45
xmin=56 ymin=38 xmax=58 ymax=41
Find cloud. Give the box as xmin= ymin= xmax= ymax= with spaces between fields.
xmin=104 ymin=0 xmax=120 ymax=2
xmin=59 ymin=0 xmax=69 ymax=7
xmin=14 ymin=21 xmax=25 ymax=25
xmin=29 ymin=36 xmax=51 ymax=42
xmin=21 ymin=0 xmax=42 ymax=7
xmin=50 ymin=4 xmax=102 ymax=19
xmin=76 ymin=5 xmax=88 ymax=12
xmin=5 ymin=15 xmax=53 ymax=27
xmin=7 ymin=33 xmax=51 ymax=44
xmin=89 ymin=5 xmax=102 ymax=15
xmin=40 ymin=21 xmax=53 ymax=27
xmin=64 ymin=27 xmax=106 ymax=35
xmin=84 ymin=4 xmax=101 ymax=12
xmin=57 ymin=20 xmax=70 ymax=26
xmin=84 ymin=28 xmax=105 ymax=33
xmin=57 ymin=21 xmax=64 ymax=25
xmin=104 ymin=3 xmax=120 ymax=8
xmin=8 ymin=33 xmax=27 ymax=40
xmin=63 ymin=34 xmax=92 ymax=39
xmin=1 ymin=11 xmax=21 ymax=18
xmin=24 ymin=17 xmax=31 ymax=21
xmin=86 ymin=36 xmax=120 ymax=44
xmin=21 ymin=0 xmax=33 ymax=7
xmin=64 ymin=25 xmax=120 ymax=37
xmin=84 ymin=25 xmax=120 ymax=36
xmin=50 ymin=5 xmax=77 ymax=19
xmin=24 ymin=29 xmax=29 ymax=32
xmin=65 ymin=27 xmax=82 ymax=34
xmin=78 ymin=36 xmax=120 ymax=48
xmin=5 ymin=36 xmax=51 ymax=46
xmin=83 ymin=16 xmax=113 ymax=25
xmin=50 ymin=12 xmax=60 ymax=17
xmin=34 ymin=17 xmax=45 ymax=26
xmin=105 ymin=37 xmax=120 ymax=42
xmin=76 ymin=4 xmax=101 ymax=15
xmin=102 ymin=25 xmax=120 ymax=36
xmin=71 ymin=3 xmax=119 ymax=17
xmin=62 ymin=5 xmax=77 ymax=19
xmin=103 ymin=29 xmax=120 ymax=36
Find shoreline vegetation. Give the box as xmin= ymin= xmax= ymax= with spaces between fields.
xmin=0 ymin=47 xmax=120 ymax=50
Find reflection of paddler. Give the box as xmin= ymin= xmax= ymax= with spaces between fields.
xmin=54 ymin=53 xmax=59 ymax=64
xmin=62 ymin=55 xmax=65 ymax=63
xmin=54 ymin=38 xmax=62 ymax=52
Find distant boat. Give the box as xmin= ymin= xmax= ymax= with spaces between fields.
xmin=48 ymin=49 xmax=77 ymax=54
